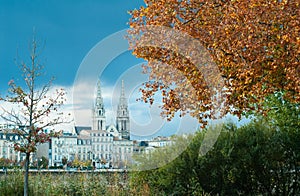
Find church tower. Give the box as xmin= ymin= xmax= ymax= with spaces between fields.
xmin=116 ymin=80 xmax=130 ymax=140
xmin=92 ymin=80 xmax=106 ymax=130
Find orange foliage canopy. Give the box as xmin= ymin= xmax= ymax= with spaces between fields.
xmin=128 ymin=0 xmax=300 ymax=125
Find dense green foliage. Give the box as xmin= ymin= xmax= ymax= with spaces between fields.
xmin=131 ymin=120 xmax=300 ymax=195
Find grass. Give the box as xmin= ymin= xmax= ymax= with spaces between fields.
xmin=0 ymin=170 xmax=150 ymax=196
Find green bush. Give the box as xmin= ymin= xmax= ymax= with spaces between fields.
xmin=131 ymin=121 xmax=300 ymax=195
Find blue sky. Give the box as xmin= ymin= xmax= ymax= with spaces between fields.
xmin=0 ymin=0 xmax=145 ymax=88
xmin=0 ymin=0 xmax=204 ymax=139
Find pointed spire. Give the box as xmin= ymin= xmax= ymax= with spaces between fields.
xmin=119 ymin=80 xmax=127 ymax=106
xmin=93 ymin=79 xmax=106 ymax=130
xmin=121 ymin=80 xmax=125 ymax=99
xmin=96 ymin=80 xmax=104 ymax=107
xmin=97 ymin=80 xmax=102 ymax=99
xmin=116 ymin=80 xmax=130 ymax=140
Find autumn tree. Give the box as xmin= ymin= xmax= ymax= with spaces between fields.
xmin=128 ymin=0 xmax=299 ymax=124
xmin=0 ymin=38 xmax=69 ymax=196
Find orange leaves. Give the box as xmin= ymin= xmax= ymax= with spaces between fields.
xmin=128 ymin=0 xmax=300 ymax=125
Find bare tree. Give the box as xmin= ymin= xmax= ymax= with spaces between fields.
xmin=0 ymin=37 xmax=70 ymax=196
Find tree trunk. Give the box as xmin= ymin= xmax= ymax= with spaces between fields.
xmin=24 ymin=152 xmax=30 ymax=196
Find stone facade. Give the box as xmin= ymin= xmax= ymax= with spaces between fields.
xmin=49 ymin=80 xmax=133 ymax=168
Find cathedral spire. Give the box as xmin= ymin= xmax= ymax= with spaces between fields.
xmin=121 ymin=80 xmax=125 ymax=99
xmin=92 ymin=80 xmax=106 ymax=130
xmin=96 ymin=80 xmax=104 ymax=107
xmin=119 ymin=80 xmax=127 ymax=106
xmin=116 ymin=80 xmax=130 ymax=140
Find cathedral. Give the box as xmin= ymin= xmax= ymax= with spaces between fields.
xmin=51 ymin=80 xmax=134 ymax=168
xmin=92 ymin=80 xmax=130 ymax=140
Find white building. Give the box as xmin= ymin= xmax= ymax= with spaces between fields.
xmin=76 ymin=131 xmax=92 ymax=162
xmin=50 ymin=133 xmax=77 ymax=166
xmin=112 ymin=138 xmax=133 ymax=168
xmin=0 ymin=130 xmax=27 ymax=164
xmin=148 ymin=136 xmax=173 ymax=148
xmin=49 ymin=80 xmax=133 ymax=168
xmin=1 ymin=81 xmax=136 ymax=169
xmin=76 ymin=80 xmax=133 ymax=168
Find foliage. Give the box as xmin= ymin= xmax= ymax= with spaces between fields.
xmin=0 ymin=170 xmax=23 ymax=196
xmin=62 ymin=156 xmax=68 ymax=166
xmin=68 ymin=157 xmax=92 ymax=169
xmin=0 ymin=37 xmax=69 ymax=196
xmin=36 ymin=156 xmax=48 ymax=169
xmin=0 ymin=158 xmax=16 ymax=167
xmin=128 ymin=0 xmax=300 ymax=124
xmin=261 ymin=92 xmax=300 ymax=133
xmin=133 ymin=134 xmax=197 ymax=171
xmin=131 ymin=121 xmax=300 ymax=195
xmin=0 ymin=171 xmax=149 ymax=196
xmin=31 ymin=156 xmax=49 ymax=169
xmin=40 ymin=156 xmax=49 ymax=169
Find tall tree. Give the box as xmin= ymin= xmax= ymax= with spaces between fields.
xmin=128 ymin=0 xmax=299 ymax=124
xmin=0 ymin=37 xmax=69 ymax=196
